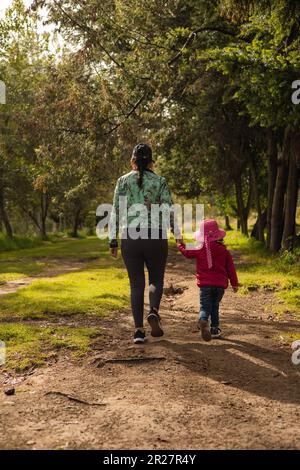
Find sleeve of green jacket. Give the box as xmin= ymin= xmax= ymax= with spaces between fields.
xmin=159 ymin=177 xmax=179 ymax=237
xmin=159 ymin=178 xmax=173 ymax=206
xmin=109 ymin=178 xmax=120 ymax=247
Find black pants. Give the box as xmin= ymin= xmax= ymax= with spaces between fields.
xmin=121 ymin=237 xmax=168 ymax=328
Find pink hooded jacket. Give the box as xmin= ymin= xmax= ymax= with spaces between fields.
xmin=178 ymin=241 xmax=238 ymax=289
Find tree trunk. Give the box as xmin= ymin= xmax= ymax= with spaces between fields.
xmin=50 ymin=213 xmax=60 ymax=232
xmin=224 ymin=215 xmax=232 ymax=230
xmin=22 ymin=208 xmax=41 ymax=234
xmin=71 ymin=208 xmax=81 ymax=238
xmin=251 ymin=211 xmax=267 ymax=240
xmin=0 ymin=166 xmax=13 ymax=238
xmin=235 ymin=175 xmax=249 ymax=236
xmin=269 ymin=129 xmax=290 ymax=253
xmin=40 ymin=193 xmax=49 ymax=239
xmin=0 ymin=187 xmax=13 ymax=238
xmin=282 ymin=132 xmax=300 ymax=251
xmin=266 ymin=129 xmax=278 ymax=249
xmin=0 ymin=202 xmax=13 ymax=238
xmin=250 ymin=159 xmax=264 ymax=243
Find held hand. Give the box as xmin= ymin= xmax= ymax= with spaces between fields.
xmin=232 ymin=286 xmax=238 ymax=293
xmin=110 ymin=247 xmax=118 ymax=259
xmin=176 ymin=238 xmax=184 ymax=245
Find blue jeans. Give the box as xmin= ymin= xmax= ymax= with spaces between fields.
xmin=199 ymin=286 xmax=225 ymax=328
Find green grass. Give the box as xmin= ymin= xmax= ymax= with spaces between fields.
xmin=0 ymin=323 xmax=102 ymax=371
xmin=0 ymin=236 xmax=108 ymax=284
xmin=0 ymin=236 xmax=104 ymax=261
xmin=0 ymin=263 xmax=129 ymax=319
xmin=225 ymin=231 xmax=300 ymax=316
xmin=0 ymin=234 xmax=50 ymax=283
xmin=0 ymin=259 xmax=51 ymax=285
xmin=0 ymin=237 xmax=128 ymax=320
xmin=0 ymin=237 xmax=129 ymax=370
xmin=282 ymin=331 xmax=300 ymax=343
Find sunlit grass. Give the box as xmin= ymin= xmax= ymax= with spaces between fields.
xmin=0 ymin=238 xmax=128 ymax=320
xmin=282 ymin=331 xmax=300 ymax=342
xmin=0 ymin=237 xmax=108 ymax=284
xmin=0 ymin=263 xmax=129 ymax=319
xmin=225 ymin=231 xmax=300 ymax=316
xmin=0 ymin=237 xmax=128 ymax=370
xmin=0 ymin=260 xmax=49 ymax=284
xmin=0 ymin=236 xmax=104 ymax=261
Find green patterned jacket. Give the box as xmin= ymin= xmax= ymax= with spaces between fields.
xmin=109 ymin=170 xmax=175 ymax=244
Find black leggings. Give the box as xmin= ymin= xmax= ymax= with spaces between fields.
xmin=121 ymin=237 xmax=168 ymax=328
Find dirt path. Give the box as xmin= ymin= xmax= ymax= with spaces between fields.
xmin=1 ymin=250 xmax=300 ymax=450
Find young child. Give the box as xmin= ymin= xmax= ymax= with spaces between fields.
xmin=177 ymin=219 xmax=238 ymax=342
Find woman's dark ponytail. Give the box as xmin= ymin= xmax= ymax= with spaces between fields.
xmin=131 ymin=143 xmax=153 ymax=189
xmin=136 ymin=160 xmax=148 ymax=188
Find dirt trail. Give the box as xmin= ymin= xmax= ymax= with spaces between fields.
xmin=1 ymin=250 xmax=300 ymax=450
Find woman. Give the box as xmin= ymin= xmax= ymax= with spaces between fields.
xmin=109 ymin=143 xmax=181 ymax=343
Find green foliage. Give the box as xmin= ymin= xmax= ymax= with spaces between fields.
xmin=1 ymin=0 xmax=299 ymax=249
xmin=0 ymin=233 xmax=44 ymax=252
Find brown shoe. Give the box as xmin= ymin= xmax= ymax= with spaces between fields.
xmin=199 ymin=320 xmax=211 ymax=342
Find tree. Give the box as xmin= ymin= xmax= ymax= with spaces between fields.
xmin=0 ymin=0 xmax=53 ymax=237
xmin=205 ymin=1 xmax=300 ymax=250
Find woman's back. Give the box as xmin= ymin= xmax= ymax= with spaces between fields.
xmin=118 ymin=169 xmax=171 ymax=201
xmin=112 ymin=169 xmax=173 ymax=232
xmin=109 ymin=143 xmax=174 ymax=344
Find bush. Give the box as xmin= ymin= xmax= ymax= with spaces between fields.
xmin=0 ymin=234 xmax=44 ymax=252
xmin=279 ymin=250 xmax=299 ymax=266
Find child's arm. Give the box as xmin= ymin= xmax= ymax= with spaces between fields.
xmin=177 ymin=242 xmax=199 ymax=259
xmin=226 ymin=251 xmax=239 ymax=291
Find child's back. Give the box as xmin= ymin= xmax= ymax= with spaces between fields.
xmin=181 ymin=241 xmax=238 ymax=289
xmin=177 ymin=219 xmax=238 ymax=342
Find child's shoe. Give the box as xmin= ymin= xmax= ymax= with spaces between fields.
xmin=211 ymin=327 xmax=222 ymax=339
xmin=199 ymin=320 xmax=211 ymax=342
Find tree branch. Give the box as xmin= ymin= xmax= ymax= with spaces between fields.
xmin=52 ymin=0 xmax=123 ymax=69
xmin=168 ymin=26 xmax=239 ymax=65
xmin=57 ymin=127 xmax=89 ymax=135
xmin=104 ymin=93 xmax=146 ymax=135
